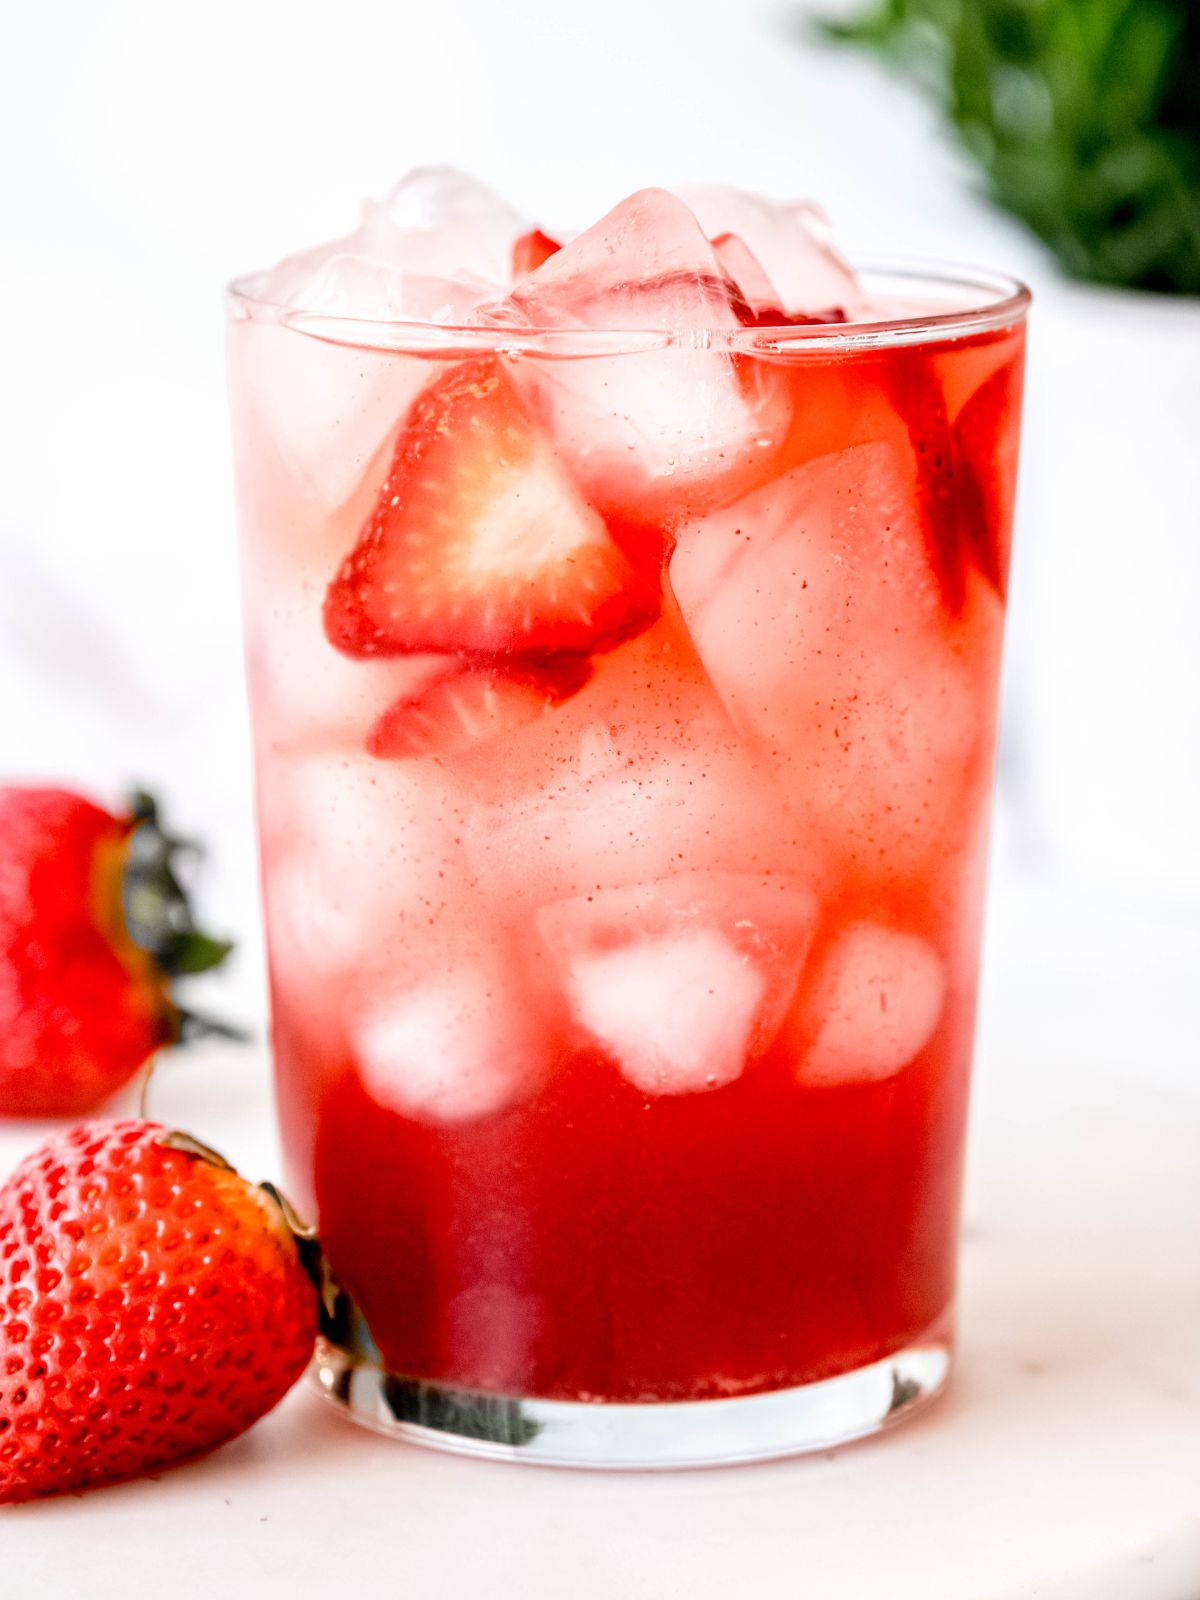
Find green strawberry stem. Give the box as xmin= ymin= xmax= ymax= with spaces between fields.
xmin=122 ymin=791 xmax=249 ymax=1061
xmin=123 ymin=791 xmax=234 ymax=977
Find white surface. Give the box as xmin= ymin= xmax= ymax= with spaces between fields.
xmin=2 ymin=876 xmax=1198 ymax=1599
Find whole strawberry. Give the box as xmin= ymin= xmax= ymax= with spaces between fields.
xmin=0 ymin=787 xmax=231 ymax=1116
xmin=0 ymin=1120 xmax=319 ymax=1503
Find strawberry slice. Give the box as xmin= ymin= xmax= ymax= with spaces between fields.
xmin=324 ymin=360 xmax=662 ymax=660
xmin=954 ymin=357 xmax=1023 ymax=599
xmin=889 ymin=348 xmax=1021 ymax=611
xmin=368 ymin=657 xmax=592 ymax=760
xmin=887 ymin=352 xmax=969 ymax=613
xmin=512 ymin=228 xmax=562 ymax=279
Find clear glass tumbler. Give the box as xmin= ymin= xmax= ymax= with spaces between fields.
xmin=226 ymin=263 xmax=1028 ymax=1466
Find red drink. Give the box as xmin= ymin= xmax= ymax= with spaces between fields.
xmin=228 ymin=178 xmax=1027 ymax=1463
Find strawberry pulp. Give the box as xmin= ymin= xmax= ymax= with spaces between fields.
xmin=236 ymin=305 xmax=1024 ymax=1404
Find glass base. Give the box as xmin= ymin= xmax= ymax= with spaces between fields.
xmin=309 ymin=1315 xmax=953 ymax=1469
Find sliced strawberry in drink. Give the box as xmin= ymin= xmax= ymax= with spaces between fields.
xmin=954 ymin=357 xmax=1023 ymax=599
xmin=368 ymin=656 xmax=593 ymax=759
xmin=512 ymin=228 xmax=562 ymax=279
xmin=887 ymin=353 xmax=968 ymax=613
xmin=889 ymin=348 xmax=1019 ymax=611
xmin=324 ymin=360 xmax=662 ymax=660
xmin=743 ymin=305 xmax=849 ymax=329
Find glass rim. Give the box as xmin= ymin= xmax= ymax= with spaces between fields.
xmin=225 ymin=256 xmax=1031 ymax=356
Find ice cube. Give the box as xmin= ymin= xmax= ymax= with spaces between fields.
xmin=481 ymin=189 xmax=789 ymax=516
xmin=248 ymin=606 xmax=447 ymax=749
xmin=677 ymin=184 xmax=865 ymax=319
xmin=502 ymin=187 xmax=745 ymax=332
xmin=265 ymin=167 xmax=529 ymax=320
xmin=539 ymin=869 xmax=819 ymax=1057
xmin=470 ymin=746 xmax=775 ymax=903
xmin=353 ymin=961 xmax=542 ymax=1122
xmin=796 ymin=922 xmax=946 ymax=1084
xmin=565 ymin=927 xmax=765 ymax=1095
xmin=363 ymin=166 xmax=530 ymax=290
xmin=273 ymin=251 xmax=492 ymax=325
xmin=463 ymin=612 xmax=798 ymax=904
xmin=257 ymin=747 xmax=463 ymax=982
xmin=227 ymin=314 xmax=433 ymax=515
xmin=238 ymin=408 xmax=449 ymax=746
xmin=670 ymin=442 xmax=1002 ymax=888
xmin=236 ymin=168 xmax=533 ymax=511
xmin=232 ymin=348 xmax=446 ymax=748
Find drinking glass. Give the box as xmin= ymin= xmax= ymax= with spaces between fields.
xmin=226 ymin=263 xmax=1028 ymax=1466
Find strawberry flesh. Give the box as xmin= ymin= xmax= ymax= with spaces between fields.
xmin=739 ymin=303 xmax=850 ymax=330
xmin=512 ymin=228 xmax=562 ymax=279
xmin=369 ymin=656 xmax=593 ymax=759
xmin=954 ymin=360 xmax=1022 ymax=598
xmin=324 ymin=360 xmax=662 ymax=661
xmin=887 ymin=353 xmax=969 ymax=613
xmin=889 ymin=349 xmax=1020 ymax=610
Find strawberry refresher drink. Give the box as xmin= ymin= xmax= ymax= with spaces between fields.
xmin=227 ymin=170 xmax=1027 ymax=1466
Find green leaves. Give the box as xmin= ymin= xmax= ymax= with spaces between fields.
xmin=819 ymin=0 xmax=1200 ymax=294
xmin=122 ymin=790 xmax=234 ymax=978
xmin=167 ymin=931 xmax=234 ymax=976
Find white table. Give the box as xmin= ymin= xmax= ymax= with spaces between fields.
xmin=3 ymin=876 xmax=1199 ymax=1599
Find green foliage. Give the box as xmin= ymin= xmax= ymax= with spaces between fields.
xmin=821 ymin=0 xmax=1200 ymax=293
xmin=122 ymin=790 xmax=234 ymax=977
